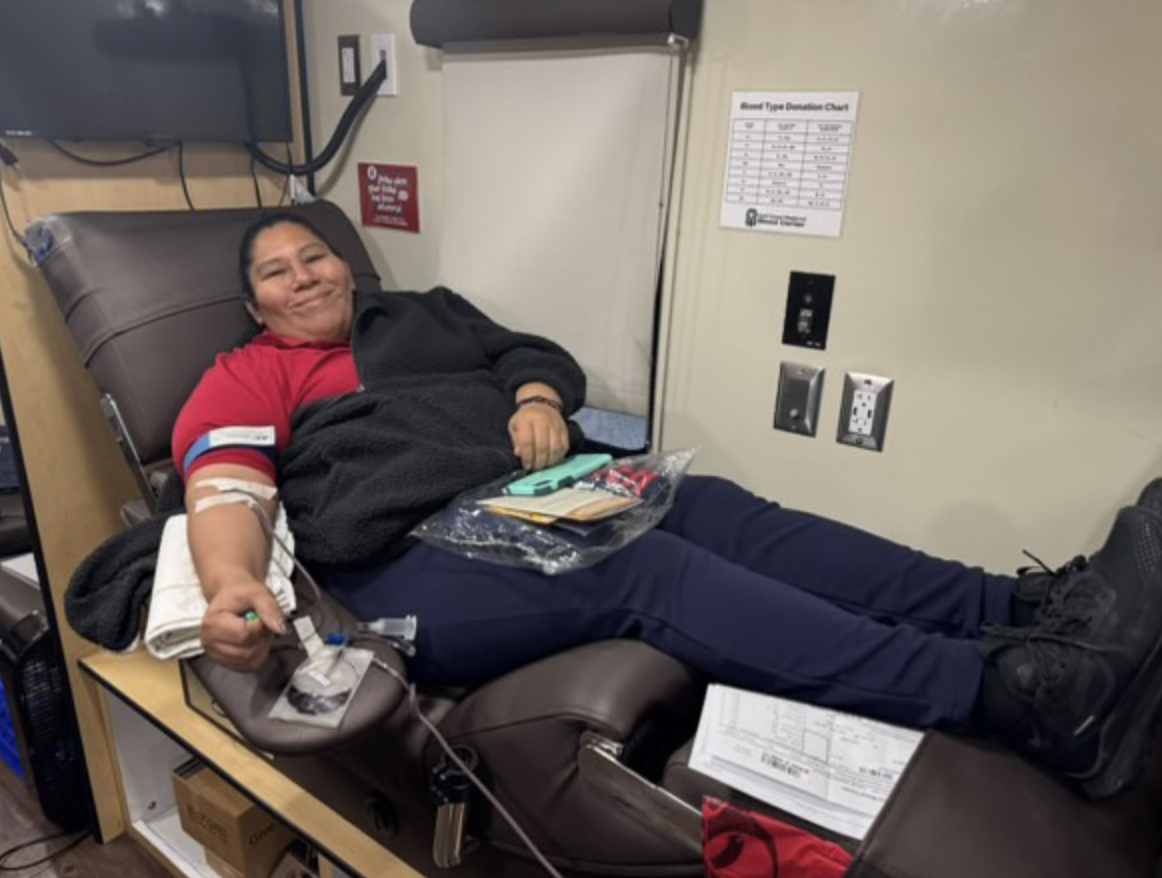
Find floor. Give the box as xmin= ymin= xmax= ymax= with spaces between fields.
xmin=0 ymin=762 xmax=171 ymax=878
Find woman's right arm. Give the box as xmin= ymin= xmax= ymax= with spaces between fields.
xmin=187 ymin=462 xmax=288 ymax=672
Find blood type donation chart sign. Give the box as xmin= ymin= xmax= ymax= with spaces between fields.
xmin=721 ymin=92 xmax=860 ymax=239
xmin=359 ymin=162 xmax=420 ymax=233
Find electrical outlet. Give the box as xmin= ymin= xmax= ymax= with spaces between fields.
xmin=369 ymin=33 xmax=399 ymax=97
xmin=773 ymin=362 xmax=824 ymax=437
xmin=837 ymin=372 xmax=893 ymax=451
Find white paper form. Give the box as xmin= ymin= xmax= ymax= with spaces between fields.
xmin=690 ymin=684 xmax=922 ymax=839
xmin=720 ymin=92 xmax=860 ymax=238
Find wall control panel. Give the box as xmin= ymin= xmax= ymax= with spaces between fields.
xmin=773 ymin=362 xmax=825 ymax=437
xmin=782 ymin=272 xmax=835 ymax=350
xmin=337 ymin=35 xmax=361 ymax=96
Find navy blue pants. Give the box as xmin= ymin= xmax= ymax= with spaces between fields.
xmin=323 ymin=476 xmax=1015 ymax=730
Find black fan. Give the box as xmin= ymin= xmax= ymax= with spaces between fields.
xmin=0 ymin=573 xmax=88 ymax=832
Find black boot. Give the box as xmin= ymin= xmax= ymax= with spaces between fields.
xmin=1009 ymin=555 xmax=1087 ymax=627
xmin=1137 ymin=478 xmax=1162 ymax=516
xmin=978 ymin=505 xmax=1162 ymax=798
xmin=1008 ymin=480 xmax=1162 ymax=625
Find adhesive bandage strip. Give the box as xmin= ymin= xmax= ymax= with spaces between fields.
xmin=294 ymin=616 xmax=326 ymax=658
xmin=193 ymin=491 xmax=262 ymax=514
xmin=191 ymin=478 xmax=278 ymax=515
xmin=198 ymin=477 xmax=278 ymax=501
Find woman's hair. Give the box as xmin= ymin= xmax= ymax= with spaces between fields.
xmin=237 ymin=212 xmax=346 ymax=304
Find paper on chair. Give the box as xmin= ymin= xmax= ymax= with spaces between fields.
xmin=690 ymin=684 xmax=922 ymax=840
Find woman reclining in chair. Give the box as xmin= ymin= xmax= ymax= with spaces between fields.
xmin=176 ymin=212 xmax=1162 ymax=801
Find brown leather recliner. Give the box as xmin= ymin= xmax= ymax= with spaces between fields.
xmin=31 ymin=202 xmax=1162 ymax=878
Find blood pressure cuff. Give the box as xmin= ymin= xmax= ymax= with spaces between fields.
xmin=183 ymin=426 xmax=277 ymax=479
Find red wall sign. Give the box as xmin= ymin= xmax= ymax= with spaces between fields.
xmin=358 ymin=162 xmax=420 ymax=233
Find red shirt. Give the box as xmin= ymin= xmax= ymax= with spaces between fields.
xmin=172 ymin=332 xmax=360 ymax=480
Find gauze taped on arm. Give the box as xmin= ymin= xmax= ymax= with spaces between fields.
xmin=193 ymin=477 xmax=279 ymax=508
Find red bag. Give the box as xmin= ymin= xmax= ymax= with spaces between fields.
xmin=703 ymin=798 xmax=853 ymax=878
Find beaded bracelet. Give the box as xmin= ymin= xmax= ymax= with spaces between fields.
xmin=516 ymin=395 xmax=564 ymax=413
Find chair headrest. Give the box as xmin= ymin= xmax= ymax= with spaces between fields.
xmin=32 ymin=201 xmax=380 ymax=471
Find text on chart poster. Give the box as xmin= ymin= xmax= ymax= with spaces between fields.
xmin=359 ymin=163 xmax=420 ymax=233
xmin=721 ymin=92 xmax=860 ymax=239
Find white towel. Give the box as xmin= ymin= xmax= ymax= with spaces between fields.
xmin=144 ymin=506 xmax=297 ymax=660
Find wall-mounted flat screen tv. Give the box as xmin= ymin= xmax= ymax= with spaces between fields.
xmin=0 ymin=0 xmax=292 ymax=143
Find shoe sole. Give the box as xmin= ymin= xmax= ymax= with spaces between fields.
xmin=1077 ymin=623 xmax=1162 ymax=798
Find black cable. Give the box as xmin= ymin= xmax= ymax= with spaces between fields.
xmin=0 ymin=160 xmax=28 ymax=252
xmin=277 ymin=144 xmax=292 ymax=207
xmin=47 ymin=139 xmax=174 ymax=167
xmin=292 ymin=0 xmax=316 ymax=194
xmin=0 ymin=830 xmax=89 ymax=871
xmin=246 ymin=60 xmax=386 ymax=177
xmin=177 ymin=142 xmax=196 ymax=212
xmin=249 ymin=154 xmax=264 ymax=210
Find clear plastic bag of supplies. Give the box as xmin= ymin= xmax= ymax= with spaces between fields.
xmin=410 ymin=449 xmax=697 ymax=575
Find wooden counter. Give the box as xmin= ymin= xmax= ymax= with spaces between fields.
xmin=80 ymin=650 xmax=422 ymax=878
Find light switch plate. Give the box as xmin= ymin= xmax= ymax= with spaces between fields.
xmin=837 ymin=372 xmax=893 ymax=451
xmin=337 ymin=35 xmax=361 ymax=96
xmin=782 ymin=271 xmax=835 ymax=350
xmin=774 ymin=362 xmax=824 ymax=437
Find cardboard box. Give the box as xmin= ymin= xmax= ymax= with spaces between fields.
xmin=173 ymin=759 xmax=294 ymax=878
xmin=269 ymin=844 xmax=320 ymax=878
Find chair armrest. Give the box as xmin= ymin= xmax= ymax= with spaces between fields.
xmin=847 ymin=731 xmax=1162 ymax=878
xmin=185 ymin=588 xmax=408 ymax=756
xmin=440 ymin=638 xmax=703 ymax=742
xmin=435 ymin=639 xmax=706 ymax=867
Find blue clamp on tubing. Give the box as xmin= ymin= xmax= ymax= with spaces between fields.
xmin=24 ymin=222 xmax=54 ymax=267
xmin=324 ymin=634 xmax=349 ymax=647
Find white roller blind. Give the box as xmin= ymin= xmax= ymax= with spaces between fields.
xmin=439 ymin=43 xmax=682 ymax=417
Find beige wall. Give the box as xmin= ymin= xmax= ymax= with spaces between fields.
xmin=659 ymin=0 xmax=1162 ymax=569
xmin=300 ymin=0 xmax=1162 ymax=570
xmin=292 ymin=1 xmax=1162 ymax=569
xmin=300 ymin=0 xmax=444 ymax=291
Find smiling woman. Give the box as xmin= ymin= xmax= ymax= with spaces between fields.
xmin=239 ymin=216 xmax=356 ymax=344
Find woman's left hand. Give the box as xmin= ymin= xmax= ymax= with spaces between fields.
xmin=509 ymin=402 xmax=569 ymax=470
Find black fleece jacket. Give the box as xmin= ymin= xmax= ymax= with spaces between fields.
xmin=279 ymin=287 xmax=588 ymax=569
xmin=351 ymin=288 xmax=586 ymax=415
